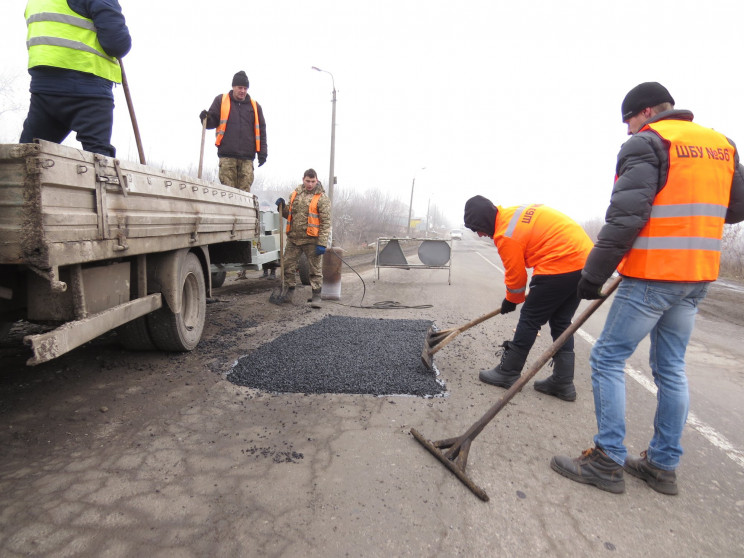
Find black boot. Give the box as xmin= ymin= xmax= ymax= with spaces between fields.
xmin=534 ymin=351 xmax=577 ymax=401
xmin=479 ymin=341 xmax=528 ymax=388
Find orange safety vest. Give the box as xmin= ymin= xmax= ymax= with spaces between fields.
xmin=618 ymin=119 xmax=735 ymax=281
xmin=215 ymin=93 xmax=261 ymax=152
xmin=287 ymin=190 xmax=322 ymax=237
xmin=494 ymin=204 xmax=593 ymax=304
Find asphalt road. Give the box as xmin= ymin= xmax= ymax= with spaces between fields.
xmin=1 ymin=233 xmax=743 ymax=557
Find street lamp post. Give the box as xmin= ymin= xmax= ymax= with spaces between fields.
xmin=407 ymin=167 xmax=426 ymax=237
xmin=312 ymin=66 xmax=336 ymax=203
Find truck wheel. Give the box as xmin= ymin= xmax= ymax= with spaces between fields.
xmin=299 ymin=252 xmax=311 ymax=286
xmin=211 ymin=270 xmax=227 ymax=288
xmin=116 ymin=317 xmax=156 ymax=351
xmin=147 ymin=252 xmax=206 ymax=351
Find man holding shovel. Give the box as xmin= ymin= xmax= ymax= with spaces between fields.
xmin=200 ymin=70 xmax=267 ymax=278
xmin=552 ymin=82 xmax=744 ymax=495
xmin=199 ymin=70 xmax=267 ymax=192
xmin=463 ymin=196 xmax=593 ymax=401
xmin=20 ymin=0 xmax=131 ymax=157
xmin=274 ymin=169 xmax=331 ymax=308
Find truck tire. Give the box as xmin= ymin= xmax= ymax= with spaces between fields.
xmin=147 ymin=252 xmax=206 ymax=352
xmin=299 ymin=252 xmax=311 ymax=286
xmin=211 ymin=270 xmax=227 ymax=288
xmin=116 ymin=317 xmax=156 ymax=351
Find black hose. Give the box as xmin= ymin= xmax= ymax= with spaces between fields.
xmin=326 ymin=249 xmax=433 ymax=310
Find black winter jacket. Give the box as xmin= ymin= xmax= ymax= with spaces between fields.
xmin=583 ymin=109 xmax=744 ymax=284
xmin=205 ymin=91 xmax=267 ymax=163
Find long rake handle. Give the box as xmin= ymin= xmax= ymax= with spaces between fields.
xmin=427 ymin=306 xmax=503 ymax=357
xmin=443 ymin=275 xmax=622 ymax=459
xmin=432 ymin=306 xmax=503 ymax=338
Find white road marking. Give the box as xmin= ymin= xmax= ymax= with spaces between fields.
xmin=576 ymin=329 xmax=744 ymax=469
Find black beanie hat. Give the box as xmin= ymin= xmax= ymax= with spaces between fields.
xmin=621 ymin=82 xmax=674 ymax=122
xmin=464 ymin=195 xmax=498 ymax=235
xmin=232 ymin=71 xmax=249 ymax=88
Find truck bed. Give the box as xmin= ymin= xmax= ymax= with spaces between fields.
xmin=0 ymin=140 xmax=259 ymax=272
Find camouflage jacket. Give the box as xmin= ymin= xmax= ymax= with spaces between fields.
xmin=283 ymin=183 xmax=331 ymax=246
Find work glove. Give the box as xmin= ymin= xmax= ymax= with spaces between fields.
xmin=258 ymin=157 xmax=266 ymax=167
xmin=315 ymin=245 xmax=326 ymax=256
xmin=500 ymin=298 xmax=517 ymax=314
xmin=275 ymin=197 xmax=285 ymax=209
xmin=577 ymin=277 xmax=605 ymax=300
xmin=199 ymin=109 xmax=208 ymax=122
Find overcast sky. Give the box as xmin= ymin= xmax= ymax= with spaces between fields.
xmin=2 ymin=0 xmax=743 ymax=226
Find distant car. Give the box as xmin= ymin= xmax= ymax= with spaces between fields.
xmin=450 ymin=229 xmax=463 ymax=240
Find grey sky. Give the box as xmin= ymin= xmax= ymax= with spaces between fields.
xmin=2 ymin=0 xmax=743 ymax=225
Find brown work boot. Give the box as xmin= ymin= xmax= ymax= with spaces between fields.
xmin=310 ymin=289 xmax=322 ymax=309
xmin=624 ymin=451 xmax=678 ymax=495
xmin=551 ymin=447 xmax=625 ymax=494
xmin=237 ymin=269 xmax=247 ymax=280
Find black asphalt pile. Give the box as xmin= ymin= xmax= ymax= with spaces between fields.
xmin=227 ymin=316 xmax=445 ymax=397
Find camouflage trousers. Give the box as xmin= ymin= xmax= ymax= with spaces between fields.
xmin=283 ymin=240 xmax=322 ymax=291
xmin=218 ymin=157 xmax=254 ymax=192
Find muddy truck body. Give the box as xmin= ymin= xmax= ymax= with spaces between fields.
xmin=0 ymin=140 xmax=279 ymax=365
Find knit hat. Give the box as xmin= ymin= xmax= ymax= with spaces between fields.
xmin=464 ymin=195 xmax=498 ymax=236
xmin=621 ymin=82 xmax=674 ymax=121
xmin=232 ymin=71 xmax=249 ymax=88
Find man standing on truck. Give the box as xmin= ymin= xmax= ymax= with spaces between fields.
xmin=199 ymin=71 xmax=268 ymax=193
xmin=19 ymin=0 xmax=132 ymax=157
xmin=275 ymin=169 xmax=331 ymax=308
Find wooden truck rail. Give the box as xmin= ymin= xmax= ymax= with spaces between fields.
xmin=0 ymin=140 xmax=262 ymax=365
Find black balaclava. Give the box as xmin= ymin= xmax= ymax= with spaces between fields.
xmin=464 ymin=195 xmax=498 ymax=236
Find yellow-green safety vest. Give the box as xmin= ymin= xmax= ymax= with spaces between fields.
xmin=25 ymin=0 xmax=122 ymax=83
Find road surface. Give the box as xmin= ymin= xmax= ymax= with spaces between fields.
xmin=1 ymin=233 xmax=743 ymax=557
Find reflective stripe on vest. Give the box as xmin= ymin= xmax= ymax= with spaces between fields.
xmin=215 ymin=94 xmax=261 ymax=152
xmin=286 ymin=191 xmax=322 ymax=237
xmin=25 ymin=0 xmax=122 ymax=83
xmin=617 ymin=119 xmax=734 ymax=281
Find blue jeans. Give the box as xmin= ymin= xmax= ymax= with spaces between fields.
xmin=590 ymin=277 xmax=709 ymax=470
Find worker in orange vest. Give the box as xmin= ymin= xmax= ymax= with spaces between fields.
xmin=464 ymin=196 xmax=594 ymax=401
xmin=275 ymin=169 xmax=331 ymax=308
xmin=199 ymin=70 xmax=267 ymax=192
xmin=552 ymin=82 xmax=744 ymax=496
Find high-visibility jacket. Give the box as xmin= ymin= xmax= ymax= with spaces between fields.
xmin=493 ymin=204 xmax=593 ymax=304
xmin=215 ymin=93 xmax=260 ymax=151
xmin=618 ymin=119 xmax=735 ymax=281
xmin=287 ymin=190 xmax=322 ymax=237
xmin=25 ymin=0 xmax=122 ymax=83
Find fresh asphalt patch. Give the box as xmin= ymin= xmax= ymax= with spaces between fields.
xmin=227 ymin=316 xmax=446 ymax=397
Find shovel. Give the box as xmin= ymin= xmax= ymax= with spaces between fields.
xmin=119 ymin=59 xmax=146 ymax=165
xmin=411 ymin=275 xmax=622 ymax=501
xmin=198 ymin=117 xmax=207 ymax=179
xmin=269 ymin=203 xmax=286 ymax=304
xmin=421 ymin=306 xmax=502 ymax=370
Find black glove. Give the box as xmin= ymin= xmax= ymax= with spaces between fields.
xmin=315 ymin=245 xmax=326 ymax=256
xmin=275 ymin=198 xmax=285 ymax=209
xmin=258 ymin=157 xmax=266 ymax=167
xmin=577 ymin=277 xmax=605 ymax=300
xmin=199 ymin=110 xmax=208 ymax=122
xmin=500 ymin=298 xmax=517 ymax=314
